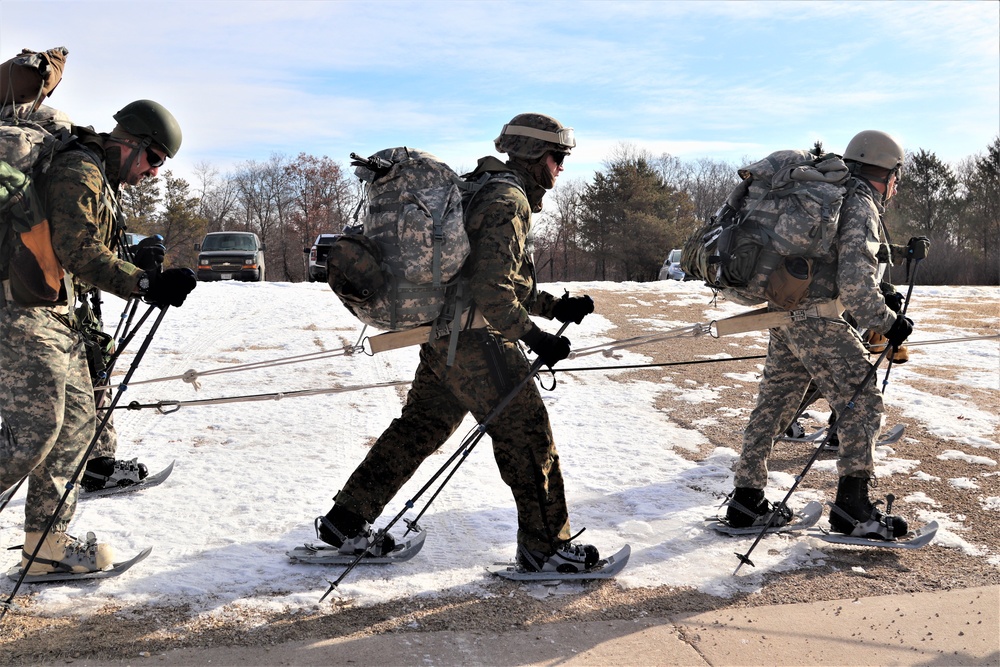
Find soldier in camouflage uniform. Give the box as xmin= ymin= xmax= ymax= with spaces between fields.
xmin=316 ymin=114 xmax=605 ymax=572
xmin=728 ymin=130 xmax=917 ymax=539
xmin=0 ymin=100 xmax=196 ymax=575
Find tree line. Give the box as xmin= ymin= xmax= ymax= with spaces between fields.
xmin=123 ymin=138 xmax=999 ymax=286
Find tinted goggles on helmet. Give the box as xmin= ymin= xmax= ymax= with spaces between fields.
xmin=500 ymin=124 xmax=576 ymax=150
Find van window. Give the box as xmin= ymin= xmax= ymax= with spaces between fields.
xmin=668 ymin=248 xmax=682 ymax=264
xmin=202 ymin=234 xmax=257 ymax=252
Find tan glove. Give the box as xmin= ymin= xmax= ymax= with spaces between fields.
xmin=865 ymin=330 xmax=909 ymax=364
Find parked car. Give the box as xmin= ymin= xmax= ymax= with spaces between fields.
xmin=658 ymin=248 xmax=685 ymax=281
xmin=120 ymin=232 xmax=148 ymax=258
xmin=195 ymin=231 xmax=266 ymax=282
xmin=304 ymin=233 xmax=341 ymax=282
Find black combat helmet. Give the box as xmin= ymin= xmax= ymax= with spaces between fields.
xmin=113 ymin=99 xmax=182 ymax=157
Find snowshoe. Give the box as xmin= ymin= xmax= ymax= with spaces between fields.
xmin=81 ymin=457 xmax=148 ymax=493
xmin=20 ymin=530 xmax=114 ymax=575
xmin=828 ymin=476 xmax=908 ymax=540
xmin=724 ymin=487 xmax=792 ymax=529
xmin=710 ymin=500 xmax=823 ymax=536
xmin=491 ymin=545 xmax=630 ymax=581
xmin=315 ymin=506 xmax=397 ymax=557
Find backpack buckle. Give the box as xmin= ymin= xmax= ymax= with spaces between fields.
xmin=790 ymin=309 xmax=809 ymax=322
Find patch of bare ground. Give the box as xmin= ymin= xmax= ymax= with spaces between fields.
xmin=2 ymin=285 xmax=997 ymax=664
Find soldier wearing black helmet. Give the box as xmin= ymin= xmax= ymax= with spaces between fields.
xmin=0 ymin=99 xmax=196 ymax=576
xmin=728 ymin=130 xmax=923 ymax=541
xmin=316 ymin=113 xmax=606 ymax=573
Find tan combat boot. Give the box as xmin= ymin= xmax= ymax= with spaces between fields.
xmin=21 ymin=531 xmax=114 ymax=575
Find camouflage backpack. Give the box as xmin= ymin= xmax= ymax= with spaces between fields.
xmin=0 ymin=46 xmax=74 ymax=288
xmin=328 ymin=147 xmax=503 ymax=335
xmin=0 ymin=102 xmax=78 ymax=292
xmin=681 ymin=149 xmax=852 ymax=309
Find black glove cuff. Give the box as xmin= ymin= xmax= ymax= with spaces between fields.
xmin=520 ymin=325 xmax=544 ymax=349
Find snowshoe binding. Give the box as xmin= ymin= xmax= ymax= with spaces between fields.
xmin=785 ymin=420 xmax=806 ymax=439
xmin=315 ymin=506 xmax=396 ymax=557
xmin=81 ymin=457 xmax=148 ymax=493
xmin=20 ymin=530 xmax=114 ymax=575
xmin=724 ymin=487 xmax=793 ymax=529
xmin=828 ymin=476 xmax=908 ymax=540
xmin=516 ymin=537 xmax=600 ymax=574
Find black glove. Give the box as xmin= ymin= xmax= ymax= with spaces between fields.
xmin=143 ymin=268 xmax=197 ymax=308
xmin=884 ymin=315 xmax=913 ymax=349
xmin=133 ymin=235 xmax=166 ymax=272
xmin=552 ymin=292 xmax=595 ymax=325
xmin=520 ymin=326 xmax=571 ymax=368
xmin=883 ymin=291 xmax=904 ymax=313
xmin=906 ymin=236 xmax=930 ymax=261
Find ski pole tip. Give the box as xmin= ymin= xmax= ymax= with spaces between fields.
xmin=319 ymin=583 xmax=337 ymax=603
xmin=732 ymin=552 xmax=755 ymax=576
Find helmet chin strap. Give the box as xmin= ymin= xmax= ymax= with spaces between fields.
xmin=110 ymin=135 xmax=151 ymax=184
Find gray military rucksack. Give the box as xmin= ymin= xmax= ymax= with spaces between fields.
xmin=328 ymin=147 xmax=525 ymax=333
xmin=681 ymin=149 xmax=852 ymax=309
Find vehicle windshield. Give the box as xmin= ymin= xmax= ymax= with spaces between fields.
xmin=668 ymin=249 xmax=682 ymax=264
xmin=202 ymin=234 xmax=257 ymax=252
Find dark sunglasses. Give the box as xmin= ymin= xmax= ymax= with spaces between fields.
xmin=551 ymin=151 xmax=568 ymax=166
xmin=145 ymin=147 xmax=166 ymax=168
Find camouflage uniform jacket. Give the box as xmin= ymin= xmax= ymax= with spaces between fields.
xmin=461 ymin=157 xmax=557 ymax=341
xmin=832 ymin=179 xmax=898 ymax=336
xmin=37 ymin=127 xmax=143 ymax=303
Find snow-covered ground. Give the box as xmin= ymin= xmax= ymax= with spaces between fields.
xmin=1 ymin=280 xmax=997 ymax=619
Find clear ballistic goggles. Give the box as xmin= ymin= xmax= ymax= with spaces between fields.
xmin=499 ymin=124 xmax=576 ymax=150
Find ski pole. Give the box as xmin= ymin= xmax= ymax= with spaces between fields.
xmin=881 ymin=258 xmax=922 ymax=395
xmin=733 ymin=343 xmax=893 ymax=575
xmin=1 ymin=304 xmax=168 ymax=623
xmin=318 ymin=322 xmax=570 ymax=602
xmin=112 ymin=295 xmax=141 ymax=346
xmin=0 ymin=476 xmax=26 ymax=515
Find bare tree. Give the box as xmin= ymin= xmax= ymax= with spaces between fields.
xmin=193 ymin=160 xmax=239 ymax=234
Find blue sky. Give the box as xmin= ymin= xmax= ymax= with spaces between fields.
xmin=3 ymin=1 xmax=997 ymax=187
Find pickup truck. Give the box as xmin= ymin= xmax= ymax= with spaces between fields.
xmin=195 ymin=231 xmax=266 ymax=282
xmin=304 ymin=233 xmax=340 ymax=282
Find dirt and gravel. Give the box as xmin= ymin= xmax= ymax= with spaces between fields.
xmin=1 ymin=285 xmax=997 ymax=665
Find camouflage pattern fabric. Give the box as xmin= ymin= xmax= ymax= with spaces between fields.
xmin=342 ymin=147 xmax=471 ymax=331
xmin=333 ymin=161 xmax=575 ymax=553
xmin=733 ymin=317 xmax=882 ymax=487
xmin=0 ymin=298 xmax=94 ymax=531
xmin=39 ymin=144 xmax=143 ymax=300
xmin=461 ymin=162 xmax=557 ymax=340
xmin=734 ymin=179 xmax=897 ymax=489
xmin=0 ymin=102 xmax=74 ymax=172
xmin=0 ymin=131 xmax=138 ymax=532
xmin=76 ymin=299 xmax=117 ymax=459
xmin=336 ymin=329 xmax=571 ymax=551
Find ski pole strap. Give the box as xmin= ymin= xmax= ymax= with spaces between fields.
xmin=712 ymin=300 xmax=844 ymax=337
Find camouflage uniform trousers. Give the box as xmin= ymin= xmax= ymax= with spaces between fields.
xmin=89 ymin=383 xmax=117 ymax=459
xmin=336 ymin=328 xmax=573 ymax=553
xmin=734 ymin=315 xmax=883 ymax=489
xmin=0 ymin=298 xmax=96 ymax=532
xmin=77 ymin=304 xmax=117 ymax=459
